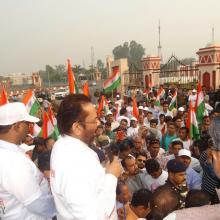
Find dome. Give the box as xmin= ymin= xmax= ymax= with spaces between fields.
xmin=205 ymin=42 xmax=220 ymax=47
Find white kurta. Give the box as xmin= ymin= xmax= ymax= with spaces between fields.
xmin=50 ymin=135 xmax=117 ymax=220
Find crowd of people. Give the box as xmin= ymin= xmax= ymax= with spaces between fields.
xmin=0 ymin=86 xmax=220 ymax=220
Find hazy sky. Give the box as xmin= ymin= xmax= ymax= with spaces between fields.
xmin=0 ymin=0 xmax=220 ymax=74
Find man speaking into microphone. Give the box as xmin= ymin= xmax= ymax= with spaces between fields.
xmin=50 ymin=94 xmax=121 ymax=220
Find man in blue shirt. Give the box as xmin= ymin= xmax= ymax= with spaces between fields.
xmin=178 ymin=149 xmax=202 ymax=190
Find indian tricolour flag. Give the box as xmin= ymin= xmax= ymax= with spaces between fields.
xmin=169 ymin=90 xmax=177 ymax=111
xmin=187 ymin=101 xmax=200 ymax=140
xmin=67 ymin=59 xmax=79 ymax=94
xmin=103 ymin=66 xmax=121 ymax=93
xmin=22 ymin=90 xmax=40 ymax=116
xmin=155 ymin=87 xmax=165 ymax=106
xmin=42 ymin=106 xmax=59 ymax=140
xmin=97 ymin=95 xmax=109 ymax=116
xmin=195 ymin=83 xmax=205 ymax=124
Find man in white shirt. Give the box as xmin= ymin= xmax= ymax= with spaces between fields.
xmin=159 ymin=101 xmax=173 ymax=118
xmin=127 ymin=117 xmax=139 ymax=137
xmin=142 ymin=159 xmax=168 ymax=192
xmin=50 ymin=94 xmax=122 ymax=220
xmin=0 ymin=102 xmax=56 ymax=220
xmin=188 ymin=89 xmax=197 ymax=107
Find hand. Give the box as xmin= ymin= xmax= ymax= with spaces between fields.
xmin=106 ymin=156 xmax=122 ymax=178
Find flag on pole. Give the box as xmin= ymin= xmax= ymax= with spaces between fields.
xmin=169 ymin=90 xmax=177 ymax=111
xmin=97 ymin=95 xmax=109 ymax=116
xmin=132 ymin=97 xmax=139 ymax=119
xmin=187 ymin=101 xmax=200 ymax=140
xmin=195 ymin=83 xmax=205 ymax=124
xmin=42 ymin=107 xmax=59 ymax=140
xmin=22 ymin=89 xmax=40 ymax=116
xmin=103 ymin=66 xmax=121 ymax=93
xmin=83 ymin=81 xmax=90 ymax=97
xmin=155 ymin=87 xmax=165 ymax=106
xmin=67 ymin=59 xmax=79 ymax=94
xmin=0 ymin=87 xmax=8 ymax=106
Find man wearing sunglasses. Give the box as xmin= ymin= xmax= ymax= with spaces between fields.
xmin=50 ymin=94 xmax=122 ymax=220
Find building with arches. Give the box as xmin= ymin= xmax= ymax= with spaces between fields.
xmin=196 ymin=42 xmax=220 ymax=90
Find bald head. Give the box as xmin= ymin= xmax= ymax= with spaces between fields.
xmin=150 ymin=185 xmax=180 ymax=220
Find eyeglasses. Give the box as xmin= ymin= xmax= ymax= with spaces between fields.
xmin=79 ymin=118 xmax=99 ymax=124
xmin=137 ymin=159 xmax=147 ymax=163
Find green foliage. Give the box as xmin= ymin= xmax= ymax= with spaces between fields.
xmin=112 ymin=40 xmax=145 ymax=70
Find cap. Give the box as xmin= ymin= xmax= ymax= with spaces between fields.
xmin=143 ymin=107 xmax=149 ymax=111
xmin=106 ymin=111 xmax=113 ymax=116
xmin=167 ymin=159 xmax=187 ymax=173
xmin=19 ymin=143 xmax=35 ymax=153
xmin=0 ymin=102 xmax=39 ymax=125
xmin=138 ymin=106 xmax=144 ymax=110
xmin=178 ymin=149 xmax=191 ymax=158
xmin=131 ymin=117 xmax=138 ymax=121
xmin=178 ymin=107 xmax=184 ymax=112
xmin=192 ymin=89 xmax=197 ymax=93
xmin=116 ymin=94 xmax=120 ymax=98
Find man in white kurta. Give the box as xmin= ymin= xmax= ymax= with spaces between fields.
xmin=50 ymin=94 xmax=121 ymax=220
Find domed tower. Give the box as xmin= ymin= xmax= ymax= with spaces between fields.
xmin=196 ymin=42 xmax=220 ymax=90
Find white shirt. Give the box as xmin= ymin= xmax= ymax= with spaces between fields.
xmin=50 ymin=135 xmax=117 ymax=220
xmin=141 ymin=170 xmax=168 ymax=191
xmin=188 ymin=94 xmax=197 ymax=107
xmin=0 ymin=140 xmax=53 ymax=220
xmin=127 ymin=127 xmax=139 ymax=137
xmin=159 ymin=110 xmax=173 ymax=118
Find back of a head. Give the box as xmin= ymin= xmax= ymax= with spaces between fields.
xmin=57 ymin=94 xmax=91 ymax=135
xmin=185 ymin=189 xmax=211 ymax=208
xmin=131 ymin=188 xmax=152 ymax=208
xmin=120 ymin=107 xmax=127 ymax=116
xmin=145 ymin=159 xmax=160 ymax=174
xmin=150 ymin=185 xmax=180 ymax=220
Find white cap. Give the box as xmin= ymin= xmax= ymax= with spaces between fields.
xmin=131 ymin=117 xmax=138 ymax=121
xmin=178 ymin=149 xmax=191 ymax=158
xmin=138 ymin=106 xmax=144 ymax=110
xmin=19 ymin=143 xmax=35 ymax=153
xmin=0 ymin=102 xmax=39 ymax=125
xmin=178 ymin=107 xmax=185 ymax=112
xmin=192 ymin=89 xmax=197 ymax=93
xmin=106 ymin=111 xmax=113 ymax=116
xmin=116 ymin=94 xmax=120 ymax=98
xmin=143 ymin=107 xmax=149 ymax=111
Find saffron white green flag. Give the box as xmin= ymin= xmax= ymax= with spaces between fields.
xmin=195 ymin=83 xmax=205 ymax=124
xmin=188 ymin=101 xmax=200 ymax=140
xmin=155 ymin=87 xmax=165 ymax=106
xmin=103 ymin=66 xmax=121 ymax=93
xmin=42 ymin=106 xmax=59 ymax=140
xmin=22 ymin=90 xmax=41 ymax=116
xmin=169 ymin=90 xmax=177 ymax=111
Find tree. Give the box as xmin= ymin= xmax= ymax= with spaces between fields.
xmin=112 ymin=41 xmax=145 ymax=70
xmin=96 ymin=59 xmax=107 ymax=79
xmin=181 ymin=58 xmax=196 ymax=66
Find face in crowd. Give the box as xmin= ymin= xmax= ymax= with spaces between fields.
xmin=167 ymin=123 xmax=176 ymax=136
xmin=169 ymin=171 xmax=186 ymax=187
xmin=136 ymin=155 xmax=147 ymax=170
xmin=149 ymin=140 xmax=160 ymax=159
xmin=133 ymin=136 xmax=143 ymax=152
xmin=124 ymin=157 xmax=139 ymax=175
